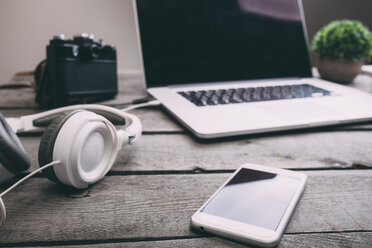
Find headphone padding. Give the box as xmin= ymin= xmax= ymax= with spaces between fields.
xmin=38 ymin=110 xmax=83 ymax=184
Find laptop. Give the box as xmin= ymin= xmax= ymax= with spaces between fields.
xmin=133 ymin=0 xmax=372 ymax=138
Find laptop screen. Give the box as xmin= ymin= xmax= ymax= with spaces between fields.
xmin=136 ymin=0 xmax=312 ymax=87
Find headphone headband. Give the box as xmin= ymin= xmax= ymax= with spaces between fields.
xmin=6 ymin=104 xmax=142 ymax=143
xmin=0 ymin=113 xmax=31 ymax=174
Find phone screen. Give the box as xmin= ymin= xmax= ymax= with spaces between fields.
xmin=201 ymin=168 xmax=301 ymax=231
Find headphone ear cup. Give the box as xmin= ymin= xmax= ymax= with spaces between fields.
xmin=38 ymin=110 xmax=83 ymax=185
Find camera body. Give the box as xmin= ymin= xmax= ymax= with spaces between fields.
xmin=35 ymin=34 xmax=118 ymax=107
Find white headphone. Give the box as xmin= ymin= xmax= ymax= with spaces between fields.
xmin=1 ymin=104 xmax=142 ymax=189
xmin=0 ymin=104 xmax=142 ymax=228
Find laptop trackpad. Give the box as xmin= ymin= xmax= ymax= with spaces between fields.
xmin=259 ymin=102 xmax=341 ymax=121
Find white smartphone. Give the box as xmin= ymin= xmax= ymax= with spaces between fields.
xmin=191 ymin=163 xmax=307 ymax=247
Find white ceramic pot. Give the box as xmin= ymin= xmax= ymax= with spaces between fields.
xmin=316 ymin=58 xmax=364 ymax=84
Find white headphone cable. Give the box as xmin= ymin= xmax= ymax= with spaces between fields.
xmin=0 ymin=160 xmax=61 ymax=228
xmin=121 ymin=100 xmax=161 ymax=112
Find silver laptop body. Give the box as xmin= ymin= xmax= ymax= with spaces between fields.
xmin=134 ymin=0 xmax=372 ymax=138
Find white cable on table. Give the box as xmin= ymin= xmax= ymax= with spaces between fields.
xmin=0 ymin=160 xmax=61 ymax=228
xmin=121 ymin=100 xmax=161 ymax=112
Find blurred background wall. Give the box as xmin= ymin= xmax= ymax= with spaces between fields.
xmin=0 ymin=0 xmax=371 ymax=85
xmin=302 ymin=0 xmax=372 ymax=45
xmin=0 ymin=0 xmax=140 ymax=85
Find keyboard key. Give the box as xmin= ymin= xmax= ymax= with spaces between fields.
xmin=178 ymin=83 xmax=331 ymax=107
xmin=220 ymin=94 xmax=230 ymax=104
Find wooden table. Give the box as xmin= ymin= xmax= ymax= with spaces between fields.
xmin=0 ymin=73 xmax=371 ymax=247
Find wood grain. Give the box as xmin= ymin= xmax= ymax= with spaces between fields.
xmin=1 ymin=75 xmax=372 ymax=133
xmin=0 ymin=108 xmax=185 ymax=134
xmin=18 ymin=130 xmax=372 ymax=173
xmin=0 ymin=76 xmax=147 ymax=108
xmin=9 ymin=233 xmax=371 ymax=248
xmin=1 ymin=74 xmax=372 ymax=247
xmin=0 ymin=170 xmax=371 ymax=244
xmin=2 ymin=107 xmax=372 ymax=135
xmin=1 ymin=73 xmax=371 ymax=108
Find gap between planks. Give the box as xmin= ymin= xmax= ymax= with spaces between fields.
xmin=0 ymin=231 xmax=371 ymax=248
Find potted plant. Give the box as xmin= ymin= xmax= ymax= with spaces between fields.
xmin=311 ymin=20 xmax=372 ymax=84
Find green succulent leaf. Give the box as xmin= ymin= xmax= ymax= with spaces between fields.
xmin=311 ymin=20 xmax=372 ymax=61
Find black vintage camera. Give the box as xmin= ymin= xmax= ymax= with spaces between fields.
xmin=35 ymin=34 xmax=118 ymax=107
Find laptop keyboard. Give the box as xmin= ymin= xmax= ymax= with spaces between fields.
xmin=178 ymin=84 xmax=331 ymax=107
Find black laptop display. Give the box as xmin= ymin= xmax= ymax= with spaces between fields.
xmin=136 ymin=0 xmax=312 ymax=87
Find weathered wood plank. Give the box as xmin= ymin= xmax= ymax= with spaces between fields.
xmin=0 ymin=108 xmax=184 ymax=133
xmin=2 ymin=71 xmax=371 ymax=108
xmin=0 ymin=170 xmax=371 ymax=244
xmin=0 ymin=76 xmax=147 ymax=108
xmin=3 ymin=107 xmax=372 ymax=135
xmin=8 ymin=233 xmax=371 ymax=248
xmin=19 ymin=130 xmax=372 ymax=173
xmin=1 ymin=75 xmax=372 ymax=133
xmin=279 ymin=232 xmax=372 ymax=248
xmin=120 ymin=132 xmax=372 ymax=171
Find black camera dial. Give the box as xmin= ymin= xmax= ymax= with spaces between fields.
xmin=79 ymin=44 xmax=102 ymax=60
xmin=73 ymin=33 xmax=95 ymax=45
xmin=89 ymin=44 xmax=101 ymax=59
xmin=72 ymin=46 xmax=79 ymax=57
xmin=53 ymin=34 xmax=66 ymax=40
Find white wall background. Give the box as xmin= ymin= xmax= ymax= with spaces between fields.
xmin=0 ymin=0 xmax=371 ymax=85
xmin=0 ymin=0 xmax=140 ymax=84
xmin=302 ymin=0 xmax=372 ymax=44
